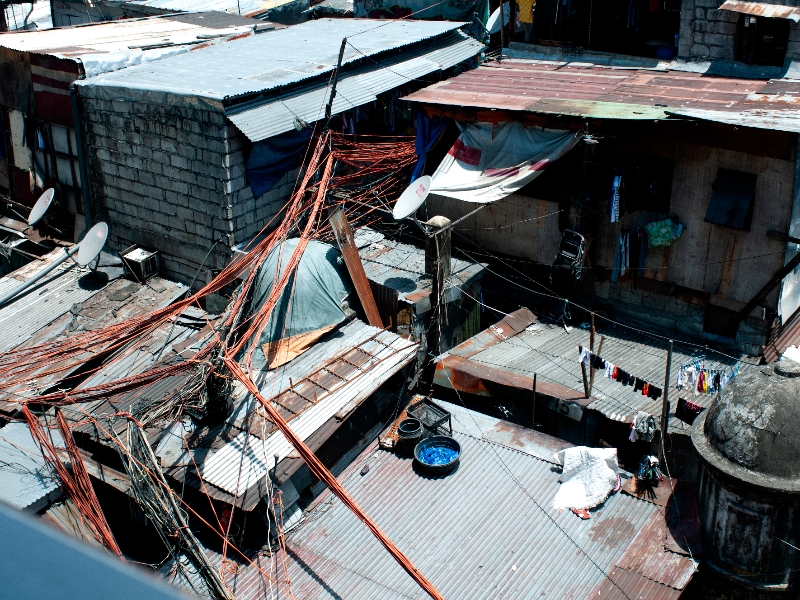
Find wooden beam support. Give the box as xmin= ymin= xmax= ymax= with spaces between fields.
xmin=328 ymin=208 xmax=384 ymax=328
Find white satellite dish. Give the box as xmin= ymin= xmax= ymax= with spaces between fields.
xmin=393 ymin=176 xmax=431 ymax=220
xmin=27 ymin=188 xmax=54 ymax=226
xmin=76 ymin=222 xmax=108 ymax=266
xmin=486 ymin=2 xmax=509 ymax=34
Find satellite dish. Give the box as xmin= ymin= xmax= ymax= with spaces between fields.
xmin=393 ymin=176 xmax=431 ymax=220
xmin=76 ymin=222 xmax=108 ymax=266
xmin=486 ymin=2 xmax=509 ymax=34
xmin=28 ymin=188 xmax=54 ymax=226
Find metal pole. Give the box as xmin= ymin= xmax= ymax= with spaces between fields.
xmin=579 ymin=345 xmax=589 ymax=399
xmin=0 ymin=245 xmax=79 ymax=307
xmin=324 ymin=38 xmax=348 ymax=126
xmin=659 ymin=340 xmax=673 ymax=468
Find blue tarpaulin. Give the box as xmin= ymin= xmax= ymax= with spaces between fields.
xmin=411 ymin=112 xmax=448 ymax=181
xmin=246 ymin=129 xmax=312 ymax=199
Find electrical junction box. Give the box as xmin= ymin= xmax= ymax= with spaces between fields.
xmin=121 ymin=246 xmax=160 ymax=282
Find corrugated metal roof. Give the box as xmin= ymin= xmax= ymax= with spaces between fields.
xmin=40 ymin=499 xmax=105 ymax=548
xmin=354 ymin=227 xmax=485 ymax=313
xmin=0 ymin=13 xmax=261 ymax=75
xmin=435 ymin=308 xmax=751 ymax=429
xmin=0 ymin=261 xmax=105 ymax=354
xmin=720 ymin=0 xmax=800 ymax=22
xmin=121 ymin=0 xmax=295 ymax=19
xmin=404 ymin=59 xmax=800 ymax=133
xmin=227 ymin=31 xmax=482 ymax=141
xmin=0 ymin=421 xmax=62 ymax=512
xmin=162 ymin=403 xmax=695 ymax=600
xmin=198 ymin=319 xmax=417 ymax=497
xmin=278 ymin=432 xmax=693 ymax=598
xmin=77 ymin=19 xmax=473 ymax=102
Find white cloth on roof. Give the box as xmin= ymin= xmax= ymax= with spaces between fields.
xmin=552 ymin=447 xmax=619 ymax=511
xmin=429 ymin=122 xmax=581 ymax=203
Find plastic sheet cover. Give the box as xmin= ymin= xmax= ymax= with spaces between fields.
xmin=248 ymin=238 xmax=353 ymax=364
xmin=430 ymin=121 xmax=580 ymax=203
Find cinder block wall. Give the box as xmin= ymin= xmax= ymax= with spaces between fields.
xmin=79 ymin=97 xmax=296 ymax=287
xmin=679 ymin=0 xmax=800 ymax=62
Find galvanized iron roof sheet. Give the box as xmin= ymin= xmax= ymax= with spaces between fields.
xmin=0 ymin=421 xmax=62 ymax=512
xmin=404 ymin=58 xmax=800 ymax=132
xmin=197 ymin=319 xmax=417 ymax=497
xmin=436 ymin=308 xmax=751 ymax=428
xmin=78 ymin=19 xmax=472 ymax=102
xmin=162 ymin=403 xmax=695 ymax=600
xmin=0 ymin=14 xmax=261 ymax=75
xmin=227 ymin=31 xmax=482 ymax=141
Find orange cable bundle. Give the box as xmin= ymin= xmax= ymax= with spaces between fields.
xmin=22 ymin=406 xmax=122 ymax=557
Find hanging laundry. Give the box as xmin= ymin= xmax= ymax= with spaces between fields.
xmin=605 ymin=362 xmax=615 ymax=380
xmin=629 ymin=411 xmax=657 ymax=442
xmin=676 ymin=398 xmax=704 ymax=425
xmin=578 ymin=346 xmax=591 ymax=365
xmin=610 ymin=175 xmax=623 ymax=223
xmin=646 ymin=384 xmax=662 ymax=400
xmin=646 ymin=219 xmax=684 ymax=248
xmin=611 ymin=230 xmax=629 ymax=282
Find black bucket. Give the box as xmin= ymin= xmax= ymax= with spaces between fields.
xmin=397 ymin=418 xmax=423 ymax=453
xmin=414 ymin=435 xmax=461 ymax=476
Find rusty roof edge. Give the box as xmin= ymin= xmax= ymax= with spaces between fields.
xmin=438 ymin=307 xmax=537 ymax=360
xmin=720 ymin=0 xmax=800 ymax=22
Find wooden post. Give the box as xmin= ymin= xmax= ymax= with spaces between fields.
xmin=588 ymin=335 xmax=604 ymax=397
xmin=590 ymin=312 xmax=595 ymax=352
xmin=328 ymin=208 xmax=384 ymax=328
xmin=531 ymin=373 xmax=537 ymax=429
xmin=659 ymin=340 xmax=673 ymax=468
xmin=580 ymin=345 xmax=589 ymax=399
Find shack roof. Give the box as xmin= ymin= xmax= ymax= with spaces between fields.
xmin=434 ymin=308 xmax=752 ymax=427
xmin=165 ymin=399 xmax=697 ymax=599
xmin=0 ymin=421 xmax=62 ymax=512
xmin=404 ymin=58 xmax=800 ymax=133
xmin=64 ymin=315 xmax=417 ymax=510
xmin=0 ymin=13 xmax=267 ymax=77
xmin=117 ymin=0 xmax=301 ymax=20
xmin=355 ymin=227 xmax=485 ymax=314
xmin=75 ymin=19 xmax=483 ymax=140
xmin=0 ymin=246 xmax=186 ymax=415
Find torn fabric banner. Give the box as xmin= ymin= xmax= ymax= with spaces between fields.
xmin=429 ymin=122 xmax=581 ymax=203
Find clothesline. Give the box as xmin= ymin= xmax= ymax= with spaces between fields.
xmin=579 ymin=346 xmax=663 ymax=401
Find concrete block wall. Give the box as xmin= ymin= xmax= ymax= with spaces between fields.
xmin=678 ymin=0 xmax=738 ymax=61
xmin=79 ymin=97 xmax=295 ymax=288
xmin=589 ymin=278 xmax=769 ymax=354
xmin=679 ymin=0 xmax=800 ymax=62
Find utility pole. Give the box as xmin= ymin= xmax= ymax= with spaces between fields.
xmin=658 ymin=340 xmax=673 ymax=469
xmin=325 ymin=38 xmax=348 ymax=127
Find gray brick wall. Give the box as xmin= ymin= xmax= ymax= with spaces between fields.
xmin=679 ymin=0 xmax=800 ymax=62
xmin=80 ymin=97 xmax=298 ymax=288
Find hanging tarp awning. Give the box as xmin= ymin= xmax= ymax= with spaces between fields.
xmin=719 ymin=0 xmax=800 ymax=22
xmin=429 ymin=122 xmax=581 ymax=203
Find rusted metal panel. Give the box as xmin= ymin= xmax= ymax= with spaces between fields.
xmin=404 ymin=59 xmax=800 ymax=132
xmin=329 ymin=209 xmax=383 ymax=328
xmin=764 ymin=302 xmax=800 ymax=361
xmin=435 ymin=308 xmax=751 ymax=426
xmin=720 ymin=0 xmax=800 ymax=22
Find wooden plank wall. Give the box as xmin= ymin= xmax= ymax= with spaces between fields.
xmin=427 ymin=122 xmax=796 ymax=312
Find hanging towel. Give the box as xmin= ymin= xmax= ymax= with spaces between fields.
xmin=610 ymin=176 xmax=622 ymax=223
xmin=631 ymin=411 xmax=657 ymax=442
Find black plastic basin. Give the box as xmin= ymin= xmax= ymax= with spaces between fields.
xmin=413 ymin=435 xmax=461 ymax=476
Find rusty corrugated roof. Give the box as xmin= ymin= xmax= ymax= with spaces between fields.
xmin=434 ymin=308 xmax=751 ymax=428
xmin=720 ymin=0 xmax=800 ymax=22
xmin=404 ymin=59 xmax=800 ymax=132
xmin=163 ymin=402 xmax=696 ymax=599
